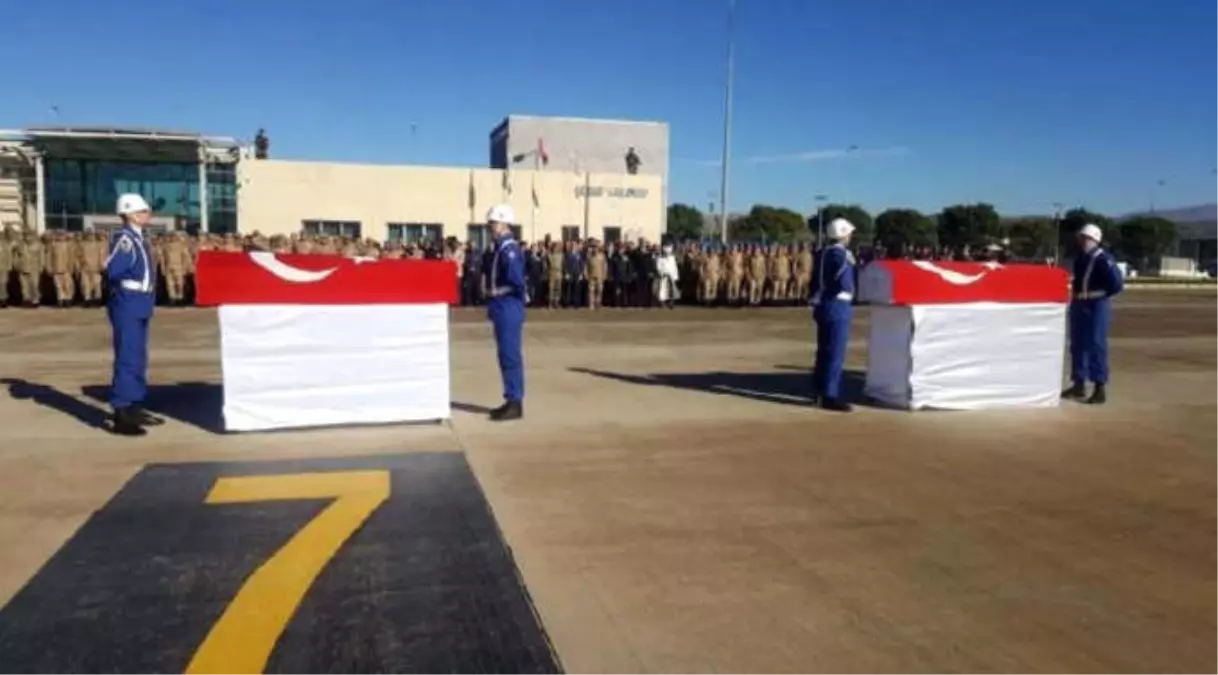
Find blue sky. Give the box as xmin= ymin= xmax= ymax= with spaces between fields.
xmin=5 ymin=0 xmax=1215 ymax=216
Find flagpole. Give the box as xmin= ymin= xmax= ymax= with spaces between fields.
xmin=718 ymin=0 xmax=736 ymax=245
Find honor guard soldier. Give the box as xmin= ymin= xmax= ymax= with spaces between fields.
xmin=809 ymin=218 xmax=857 ymax=412
xmin=1063 ymin=223 xmax=1124 ymax=405
xmin=485 ymin=204 xmax=527 ymax=421
xmin=105 ymin=194 xmax=164 ymax=435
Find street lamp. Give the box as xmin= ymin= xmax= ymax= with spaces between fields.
xmin=814 ymin=194 xmax=828 ymax=248
xmin=717 ymin=0 xmax=736 ymax=245
xmin=1051 ymin=201 xmax=1064 ymax=266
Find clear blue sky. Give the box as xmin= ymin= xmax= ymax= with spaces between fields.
xmin=6 ymin=0 xmax=1215 ymax=216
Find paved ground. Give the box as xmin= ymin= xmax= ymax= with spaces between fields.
xmin=0 ymin=290 xmax=1213 ymax=673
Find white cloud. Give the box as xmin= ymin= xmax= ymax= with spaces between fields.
xmin=683 ymin=145 xmax=910 ymax=167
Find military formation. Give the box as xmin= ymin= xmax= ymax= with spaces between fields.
xmin=0 ymin=228 xmax=824 ymax=309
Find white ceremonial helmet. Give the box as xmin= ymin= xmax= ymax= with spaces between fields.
xmin=116 ymin=193 xmax=151 ymax=215
xmin=486 ymin=204 xmax=516 ymax=225
xmin=1078 ymin=223 xmax=1102 ymax=243
xmin=827 ymin=217 xmax=855 ymax=240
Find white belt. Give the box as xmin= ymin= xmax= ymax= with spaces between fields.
xmin=836 ymin=291 xmax=853 ymax=302
xmin=1074 ymin=290 xmax=1106 ymax=300
xmin=119 ymin=280 xmax=153 ymax=293
xmin=490 ymin=286 xmax=517 ymax=297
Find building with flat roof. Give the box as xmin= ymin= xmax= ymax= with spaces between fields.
xmin=0 ymin=127 xmax=240 ymax=234
xmin=0 ymin=124 xmax=665 ymax=245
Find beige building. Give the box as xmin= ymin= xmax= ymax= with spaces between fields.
xmin=238 ymin=159 xmax=663 ymax=245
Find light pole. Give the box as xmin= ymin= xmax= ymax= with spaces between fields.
xmin=717 ymin=0 xmax=736 ymax=245
xmin=813 ymin=194 xmax=828 ymax=248
xmin=1051 ymin=201 xmax=1064 ymax=266
xmin=1150 ymin=179 xmax=1165 ymax=213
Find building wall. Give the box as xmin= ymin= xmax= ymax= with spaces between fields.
xmin=492 ymin=116 xmax=669 ymax=177
xmin=237 ymin=159 xmax=664 ymax=243
xmin=491 ymin=116 xmax=669 ymax=232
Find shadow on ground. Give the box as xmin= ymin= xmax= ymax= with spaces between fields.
xmin=569 ymin=366 xmax=869 ymax=408
xmin=82 ymin=382 xmax=224 ymax=433
xmin=451 ymin=401 xmax=494 ymax=415
xmin=2 ymin=378 xmax=112 ymax=430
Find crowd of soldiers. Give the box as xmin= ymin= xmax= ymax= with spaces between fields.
xmin=0 ymin=228 xmax=832 ymax=310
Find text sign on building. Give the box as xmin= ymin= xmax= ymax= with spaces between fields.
xmin=576 ymin=186 xmax=649 ymax=199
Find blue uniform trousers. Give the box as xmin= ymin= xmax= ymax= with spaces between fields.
xmin=489 ymin=299 xmax=525 ymax=402
xmin=1069 ymin=300 xmax=1110 ymax=385
xmin=813 ymin=302 xmax=852 ymax=399
xmin=108 ymin=306 xmax=149 ymax=409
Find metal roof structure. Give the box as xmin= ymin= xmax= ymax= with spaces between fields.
xmin=0 ymin=126 xmax=242 ymax=163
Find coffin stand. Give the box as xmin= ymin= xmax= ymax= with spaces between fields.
xmin=857 ymin=260 xmax=1070 ymax=410
xmin=196 ymin=251 xmax=458 ymax=432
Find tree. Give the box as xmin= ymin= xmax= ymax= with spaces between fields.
xmin=1059 ymin=208 xmax=1114 ymax=259
xmin=812 ymin=204 xmax=874 ymax=245
xmin=731 ymin=204 xmax=806 ymax=242
xmin=1005 ymin=217 xmax=1057 ymax=260
xmin=1117 ymin=216 xmax=1177 ymax=269
xmin=666 ymin=203 xmax=704 ymax=241
xmin=874 ymin=209 xmax=937 ymax=255
xmin=937 ymin=203 xmax=1001 ymax=253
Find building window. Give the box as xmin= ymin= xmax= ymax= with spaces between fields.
xmin=302 ymin=219 xmax=361 ymax=237
xmin=561 ymin=225 xmax=581 ymax=243
xmin=467 ymin=224 xmax=490 ymax=249
xmin=603 ymin=226 xmax=622 ymax=244
xmin=388 ymin=222 xmax=444 ymax=244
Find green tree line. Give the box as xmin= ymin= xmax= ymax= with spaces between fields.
xmin=666 ymin=202 xmax=1179 ymax=265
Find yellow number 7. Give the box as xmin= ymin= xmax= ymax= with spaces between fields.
xmin=186 ymin=470 xmax=391 ymax=675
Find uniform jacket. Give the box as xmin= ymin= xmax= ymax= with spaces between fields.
xmin=488 ymin=237 xmax=528 ymax=305
xmin=810 ymin=243 xmax=855 ymax=308
xmin=1071 ymin=248 xmax=1124 ymax=306
xmin=106 ymin=225 xmax=156 ymax=319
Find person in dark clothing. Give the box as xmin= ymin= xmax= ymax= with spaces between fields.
xmin=562 ymin=242 xmax=583 ymax=307
xmin=634 ymin=245 xmax=658 ymax=307
xmin=479 ymin=243 xmax=495 ymax=303
xmin=613 ymin=244 xmax=636 ymax=307
xmin=462 ymin=244 xmax=483 ymax=306
xmin=525 ymin=244 xmax=544 ymax=307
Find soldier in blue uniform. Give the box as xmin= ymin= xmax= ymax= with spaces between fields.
xmin=105 ymin=194 xmax=164 ymax=435
xmin=809 ymin=218 xmax=857 ymax=412
xmin=484 ymin=204 xmax=527 ymax=421
xmin=1063 ymin=223 xmax=1124 ymax=405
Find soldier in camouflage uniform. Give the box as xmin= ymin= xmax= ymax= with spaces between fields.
xmin=79 ymin=230 xmax=107 ymax=306
xmin=15 ymin=230 xmax=46 ymax=307
xmin=162 ymin=232 xmax=192 ymax=305
xmin=725 ymin=244 xmax=745 ymax=305
xmin=546 ymin=242 xmax=564 ymax=309
xmin=746 ymin=244 xmax=766 ymax=306
xmin=700 ymin=247 xmax=721 ymax=306
xmin=0 ymin=228 xmax=13 ymax=308
xmin=584 ymin=240 xmax=607 ymax=310
xmin=793 ymin=242 xmax=813 ymax=302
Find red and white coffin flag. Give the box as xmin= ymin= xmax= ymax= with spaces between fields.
xmin=858 ymin=260 xmax=1070 ymax=410
xmin=196 ymin=251 xmax=458 ymax=432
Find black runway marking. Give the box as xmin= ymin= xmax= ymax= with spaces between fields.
xmin=0 ymin=453 xmax=560 ymax=674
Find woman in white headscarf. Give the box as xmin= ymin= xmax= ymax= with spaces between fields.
xmin=656 ymin=244 xmax=680 ymax=309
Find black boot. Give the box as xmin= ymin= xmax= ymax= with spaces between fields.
xmin=110 ymin=408 xmax=148 ymax=436
xmin=131 ymin=406 xmax=165 ymax=427
xmin=1061 ymin=383 xmax=1086 ymax=400
xmin=489 ymin=400 xmax=523 ymax=421
xmin=1085 ymin=384 xmax=1106 ymax=405
xmin=820 ymin=397 xmax=853 ymax=413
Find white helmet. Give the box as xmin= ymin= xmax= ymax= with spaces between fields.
xmin=116 ymin=193 xmax=151 ymax=215
xmin=1078 ymin=223 xmax=1102 ymax=243
xmin=827 ymin=217 xmax=855 ymax=240
xmin=486 ymin=204 xmax=516 ymax=225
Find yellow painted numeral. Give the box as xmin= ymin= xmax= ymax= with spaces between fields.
xmin=185 ymin=470 xmax=390 ymax=674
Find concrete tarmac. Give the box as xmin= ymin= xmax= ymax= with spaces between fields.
xmin=0 ymin=289 xmax=1213 ymax=673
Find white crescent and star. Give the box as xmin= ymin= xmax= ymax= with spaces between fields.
xmin=910 ymin=260 xmax=1003 ymax=285
xmin=248 ymin=252 xmax=339 ymax=283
